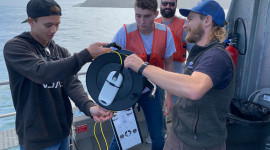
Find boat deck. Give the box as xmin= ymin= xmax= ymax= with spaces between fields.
xmin=0 ymin=129 xmax=18 ymax=149
xmin=0 ymin=106 xmax=172 ymax=150
xmin=0 ymin=123 xmax=172 ymax=150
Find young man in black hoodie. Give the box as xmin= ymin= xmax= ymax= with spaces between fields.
xmin=3 ymin=0 xmax=113 ymax=149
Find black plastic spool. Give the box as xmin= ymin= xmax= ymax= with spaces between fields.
xmin=86 ymin=50 xmax=146 ymax=111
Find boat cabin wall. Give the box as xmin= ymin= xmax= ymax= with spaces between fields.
xmin=226 ymin=0 xmax=270 ymax=99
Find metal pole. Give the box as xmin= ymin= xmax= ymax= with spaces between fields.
xmin=0 ymin=81 xmax=9 ymax=85
xmin=0 ymin=112 xmax=16 ymax=119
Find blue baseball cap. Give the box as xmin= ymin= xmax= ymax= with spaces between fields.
xmin=179 ymin=0 xmax=226 ymax=27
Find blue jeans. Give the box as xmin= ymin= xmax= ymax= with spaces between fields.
xmin=159 ymin=88 xmax=167 ymax=133
xmin=20 ymin=136 xmax=70 ymax=150
xmin=109 ymin=87 xmax=165 ymax=150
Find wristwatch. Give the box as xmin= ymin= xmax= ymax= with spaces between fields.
xmin=138 ymin=62 xmax=149 ymax=76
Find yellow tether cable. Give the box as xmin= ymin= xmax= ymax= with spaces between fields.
xmin=94 ymin=122 xmax=102 ymax=150
xmin=93 ymin=50 xmax=126 ymax=150
xmin=111 ymin=51 xmax=123 ymax=65
xmin=93 ymin=111 xmax=117 ymax=150
xmin=94 ymin=122 xmax=108 ymax=150
xmin=100 ymin=122 xmax=108 ymax=150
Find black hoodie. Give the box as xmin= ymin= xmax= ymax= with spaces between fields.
xmin=3 ymin=32 xmax=95 ymax=149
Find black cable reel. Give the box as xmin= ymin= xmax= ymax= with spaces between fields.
xmin=86 ymin=42 xmax=156 ymax=111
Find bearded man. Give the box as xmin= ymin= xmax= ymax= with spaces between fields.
xmin=124 ymin=0 xmax=235 ymax=149
xmin=155 ymin=0 xmax=194 ymax=112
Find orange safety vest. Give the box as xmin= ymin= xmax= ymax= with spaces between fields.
xmin=155 ymin=17 xmax=186 ymax=62
xmin=124 ymin=22 xmax=167 ymax=69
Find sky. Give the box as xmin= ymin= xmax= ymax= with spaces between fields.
xmin=0 ymin=0 xmax=85 ymax=6
xmin=0 ymin=0 xmax=231 ymax=9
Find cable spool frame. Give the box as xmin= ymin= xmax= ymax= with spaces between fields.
xmin=86 ymin=50 xmax=145 ymax=111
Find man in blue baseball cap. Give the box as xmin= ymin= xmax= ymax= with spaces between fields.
xmin=123 ymin=0 xmax=234 ymax=149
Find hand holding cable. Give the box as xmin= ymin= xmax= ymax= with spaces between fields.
xmin=124 ymin=54 xmax=145 ymax=74
xmin=89 ymin=106 xmax=113 ymax=122
xmin=87 ymin=42 xmax=112 ymax=59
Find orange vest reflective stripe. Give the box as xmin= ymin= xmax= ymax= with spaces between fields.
xmin=124 ymin=22 xmax=167 ymax=69
xmin=155 ymin=17 xmax=186 ymax=62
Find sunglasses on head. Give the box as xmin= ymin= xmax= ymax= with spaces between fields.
xmin=161 ymin=1 xmax=176 ymax=7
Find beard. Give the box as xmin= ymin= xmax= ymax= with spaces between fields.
xmin=160 ymin=7 xmax=176 ymax=18
xmin=185 ymin=23 xmax=204 ymax=43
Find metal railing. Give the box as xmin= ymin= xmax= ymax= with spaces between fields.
xmin=0 ymin=71 xmax=87 ymax=119
xmin=0 ymin=112 xmax=16 ymax=119
xmin=0 ymin=81 xmax=9 ymax=85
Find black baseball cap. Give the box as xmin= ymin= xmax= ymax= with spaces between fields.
xmin=22 ymin=0 xmax=62 ymax=23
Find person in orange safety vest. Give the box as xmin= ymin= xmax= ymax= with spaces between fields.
xmin=109 ymin=0 xmax=176 ymax=150
xmin=156 ymin=0 xmax=186 ymax=64
xmin=156 ymin=0 xmax=194 ymax=105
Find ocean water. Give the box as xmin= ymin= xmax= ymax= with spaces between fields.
xmin=0 ymin=0 xmax=230 ymax=132
xmin=0 ymin=0 xmax=136 ymax=131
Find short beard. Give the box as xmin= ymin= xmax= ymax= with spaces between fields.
xmin=160 ymin=7 xmax=176 ymax=18
xmin=185 ymin=23 xmax=204 ymax=43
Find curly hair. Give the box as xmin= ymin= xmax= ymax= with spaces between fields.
xmin=135 ymin=0 xmax=158 ymax=13
xmin=211 ymin=25 xmax=227 ymax=43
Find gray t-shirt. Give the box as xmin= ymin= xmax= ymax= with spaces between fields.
xmin=111 ymin=25 xmax=176 ymax=58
